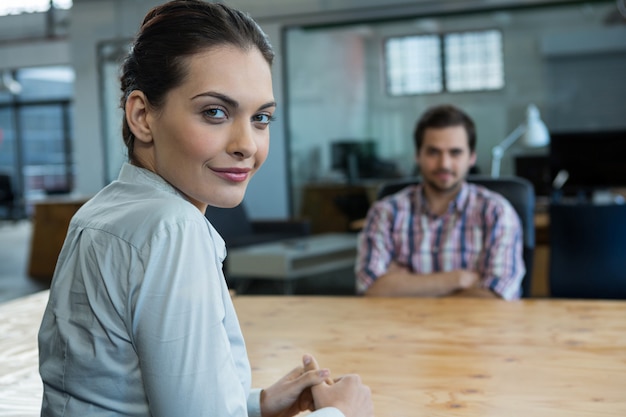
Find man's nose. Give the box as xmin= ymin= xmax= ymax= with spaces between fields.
xmin=439 ymin=153 xmax=452 ymax=168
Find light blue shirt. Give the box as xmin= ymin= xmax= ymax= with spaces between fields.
xmin=38 ymin=164 xmax=343 ymax=417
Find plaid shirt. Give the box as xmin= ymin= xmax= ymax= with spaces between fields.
xmin=355 ymin=182 xmax=524 ymax=300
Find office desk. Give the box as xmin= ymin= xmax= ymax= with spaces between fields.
xmin=28 ymin=196 xmax=89 ymax=283
xmin=227 ymin=233 xmax=357 ymax=294
xmin=2 ymin=292 xmax=625 ymax=416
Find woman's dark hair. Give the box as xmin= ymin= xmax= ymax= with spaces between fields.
xmin=120 ymin=0 xmax=274 ymax=162
xmin=413 ymin=104 xmax=476 ymax=153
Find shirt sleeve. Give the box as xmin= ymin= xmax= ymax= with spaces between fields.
xmin=480 ymin=200 xmax=525 ymax=300
xmin=246 ymin=388 xmax=345 ymax=417
xmin=355 ymin=200 xmax=395 ymax=294
xmin=247 ymin=388 xmax=262 ymax=417
xmin=311 ymin=408 xmax=346 ymax=416
xmin=130 ymin=218 xmax=250 ymax=417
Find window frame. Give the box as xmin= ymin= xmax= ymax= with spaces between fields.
xmin=383 ymin=28 xmax=505 ymax=96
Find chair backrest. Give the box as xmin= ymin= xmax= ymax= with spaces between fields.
xmin=0 ymin=174 xmax=18 ymax=220
xmin=549 ymin=203 xmax=626 ymax=299
xmin=0 ymin=174 xmax=15 ymax=204
xmin=204 ymin=204 xmax=254 ymax=242
xmin=376 ymin=175 xmax=535 ymax=297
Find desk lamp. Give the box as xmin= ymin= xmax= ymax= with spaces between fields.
xmin=0 ymin=71 xmax=22 ymax=95
xmin=490 ymin=104 xmax=550 ymax=177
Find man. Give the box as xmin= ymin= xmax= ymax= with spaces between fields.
xmin=355 ymin=104 xmax=524 ymax=300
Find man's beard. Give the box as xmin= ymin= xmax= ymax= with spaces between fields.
xmin=422 ymin=170 xmax=465 ymax=195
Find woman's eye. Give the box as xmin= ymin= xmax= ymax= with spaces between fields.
xmin=203 ymin=108 xmax=227 ymax=120
xmin=253 ymin=113 xmax=275 ymax=125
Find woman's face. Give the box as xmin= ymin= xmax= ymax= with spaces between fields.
xmin=137 ymin=45 xmax=275 ymax=212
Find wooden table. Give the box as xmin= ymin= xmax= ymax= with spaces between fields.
xmin=2 ymin=292 xmax=625 ymax=416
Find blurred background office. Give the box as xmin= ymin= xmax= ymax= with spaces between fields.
xmin=1 ymin=0 xmax=625 ymax=219
xmin=0 ymin=0 xmax=625 ymax=300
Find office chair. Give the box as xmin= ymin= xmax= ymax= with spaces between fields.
xmin=376 ymin=175 xmax=535 ymax=297
xmin=204 ymin=203 xmax=311 ymax=249
xmin=0 ymin=174 xmax=18 ymax=221
xmin=204 ymin=203 xmax=311 ymax=289
xmin=549 ymin=203 xmax=626 ymax=299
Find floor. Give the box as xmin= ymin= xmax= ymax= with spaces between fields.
xmin=0 ymin=220 xmax=49 ymax=304
xmin=0 ymin=219 xmax=356 ymax=304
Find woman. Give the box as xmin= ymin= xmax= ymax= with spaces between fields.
xmin=37 ymin=1 xmax=373 ymax=416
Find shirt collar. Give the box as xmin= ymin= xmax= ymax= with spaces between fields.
xmin=118 ymin=163 xmax=184 ymax=199
xmin=117 ymin=163 xmax=227 ymax=261
xmin=415 ymin=181 xmax=470 ymax=216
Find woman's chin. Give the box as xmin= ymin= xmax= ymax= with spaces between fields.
xmin=207 ymin=195 xmax=246 ymax=209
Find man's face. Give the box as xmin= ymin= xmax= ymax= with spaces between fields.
xmin=416 ymin=125 xmax=476 ymax=195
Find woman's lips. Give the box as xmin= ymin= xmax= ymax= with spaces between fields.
xmin=212 ymin=167 xmax=251 ymax=183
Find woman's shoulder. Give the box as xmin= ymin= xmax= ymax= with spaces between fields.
xmin=74 ymin=180 xmax=208 ymax=245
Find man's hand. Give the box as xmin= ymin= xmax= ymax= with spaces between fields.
xmin=387 ymin=261 xmax=410 ymax=275
xmin=449 ymin=270 xmax=499 ymax=298
xmin=456 ymin=270 xmax=480 ymax=290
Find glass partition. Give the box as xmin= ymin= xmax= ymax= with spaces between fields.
xmin=284 ymin=0 xmax=624 ymax=219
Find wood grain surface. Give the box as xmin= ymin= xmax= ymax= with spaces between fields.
xmin=233 ymin=296 xmax=626 ymax=417
xmin=2 ymin=292 xmax=625 ymax=416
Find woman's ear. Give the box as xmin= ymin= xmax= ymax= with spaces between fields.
xmin=125 ymin=91 xmax=153 ymax=144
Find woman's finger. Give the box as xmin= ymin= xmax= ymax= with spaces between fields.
xmin=303 ymin=354 xmax=333 ymax=385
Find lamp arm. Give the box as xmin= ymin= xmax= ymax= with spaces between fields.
xmin=496 ymin=123 xmax=526 ymax=154
xmin=490 ymin=123 xmax=526 ymax=178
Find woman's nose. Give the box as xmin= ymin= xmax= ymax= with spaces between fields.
xmin=227 ymin=120 xmax=257 ymax=159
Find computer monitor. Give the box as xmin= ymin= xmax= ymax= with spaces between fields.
xmin=330 ymin=140 xmax=377 ymax=181
xmin=549 ymin=129 xmax=626 ymax=194
xmin=515 ymin=155 xmax=551 ymax=197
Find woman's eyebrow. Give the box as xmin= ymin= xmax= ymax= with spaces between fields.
xmin=192 ymin=91 xmax=238 ymax=108
xmin=259 ymin=101 xmax=277 ymax=111
xmin=191 ymin=92 xmax=276 ymax=112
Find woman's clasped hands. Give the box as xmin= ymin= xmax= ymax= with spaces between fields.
xmin=260 ymin=354 xmax=374 ymax=417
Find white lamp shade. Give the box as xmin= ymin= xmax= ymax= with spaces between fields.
xmin=522 ymin=104 xmax=550 ymax=147
xmin=0 ymin=71 xmax=22 ymax=95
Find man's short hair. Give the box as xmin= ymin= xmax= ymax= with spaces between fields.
xmin=413 ymin=104 xmax=476 ymax=153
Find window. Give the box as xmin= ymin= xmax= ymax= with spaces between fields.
xmin=384 ymin=29 xmax=504 ymax=95
xmin=0 ymin=0 xmax=71 ymax=16
xmin=385 ymin=35 xmax=442 ymax=95
xmin=445 ymin=30 xmax=503 ymax=92
xmin=0 ymin=66 xmax=74 ymax=216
